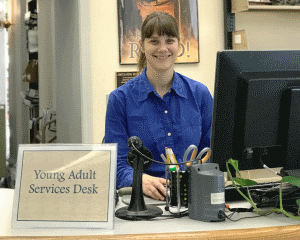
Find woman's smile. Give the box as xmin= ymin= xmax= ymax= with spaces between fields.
xmin=154 ymin=54 xmax=171 ymax=60
xmin=142 ymin=32 xmax=179 ymax=72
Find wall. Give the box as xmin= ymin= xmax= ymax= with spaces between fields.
xmin=7 ymin=0 xmax=86 ymax=169
xmin=38 ymin=0 xmax=55 ymax=112
xmin=0 ymin=0 xmax=6 ymax=178
xmin=52 ymin=0 xmax=82 ymax=143
xmin=8 ymin=0 xmax=29 ymax=161
xmin=38 ymin=0 xmax=84 ymax=144
xmin=89 ymin=0 xmax=225 ymax=143
xmin=0 ymin=0 xmax=5 ymax=105
xmin=235 ymin=11 xmax=300 ymax=50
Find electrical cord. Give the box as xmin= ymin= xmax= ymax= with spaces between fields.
xmin=259 ymin=155 xmax=283 ymax=177
xmin=219 ymin=210 xmax=272 ymax=222
xmin=130 ymin=138 xmax=196 ymax=166
xmin=256 ymin=186 xmax=300 ymax=213
xmin=164 ymin=205 xmax=189 ymax=216
xmin=135 ymin=208 xmax=189 ymax=221
xmin=148 ymin=213 xmax=189 ymax=220
xmin=242 ymin=158 xmax=300 ymax=214
xmin=227 ymin=207 xmax=254 ymax=213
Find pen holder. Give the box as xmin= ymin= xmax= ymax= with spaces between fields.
xmin=169 ymin=170 xmax=189 ymax=207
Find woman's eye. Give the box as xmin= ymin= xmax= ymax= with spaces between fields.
xmin=150 ymin=40 xmax=158 ymax=44
xmin=167 ymin=39 xmax=175 ymax=44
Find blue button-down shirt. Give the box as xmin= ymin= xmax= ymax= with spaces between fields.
xmin=105 ymin=69 xmax=213 ymax=189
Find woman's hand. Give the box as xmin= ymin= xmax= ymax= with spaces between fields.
xmin=142 ymin=174 xmax=167 ymax=201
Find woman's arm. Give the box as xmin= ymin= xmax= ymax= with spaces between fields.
xmin=105 ymin=91 xmax=134 ymax=189
xmin=198 ymin=87 xmax=213 ymax=152
xmin=105 ymin=90 xmax=168 ymax=200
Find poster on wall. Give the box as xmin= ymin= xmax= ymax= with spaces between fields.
xmin=118 ymin=0 xmax=199 ymax=65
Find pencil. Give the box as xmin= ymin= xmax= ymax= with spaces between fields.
xmin=165 ymin=147 xmax=171 ymax=164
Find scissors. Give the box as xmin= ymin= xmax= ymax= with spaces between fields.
xmin=183 ymin=145 xmax=211 ymax=168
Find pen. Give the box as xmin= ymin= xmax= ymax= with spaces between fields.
xmin=160 ymin=153 xmax=168 ymax=164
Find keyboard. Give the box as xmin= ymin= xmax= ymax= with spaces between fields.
xmin=225 ymin=169 xmax=300 ymax=204
xmin=283 ymin=169 xmax=300 ymax=178
xmin=225 ymin=181 xmax=281 ymax=202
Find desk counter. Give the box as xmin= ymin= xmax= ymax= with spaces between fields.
xmin=1 ymin=188 xmax=300 ymax=239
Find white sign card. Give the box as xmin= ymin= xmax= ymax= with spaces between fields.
xmin=12 ymin=144 xmax=117 ymax=229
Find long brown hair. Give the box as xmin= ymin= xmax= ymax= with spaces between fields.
xmin=137 ymin=11 xmax=180 ymax=73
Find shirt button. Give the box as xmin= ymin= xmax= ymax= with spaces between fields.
xmin=164 ymin=110 xmax=168 ymax=114
xmin=168 ymin=132 xmax=171 ymax=136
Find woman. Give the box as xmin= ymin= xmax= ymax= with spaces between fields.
xmin=105 ymin=11 xmax=213 ymax=200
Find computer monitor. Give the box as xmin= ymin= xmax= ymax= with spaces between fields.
xmin=210 ymin=50 xmax=300 ymax=174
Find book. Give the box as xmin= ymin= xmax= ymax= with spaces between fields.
xmin=249 ymin=0 xmax=272 ymax=5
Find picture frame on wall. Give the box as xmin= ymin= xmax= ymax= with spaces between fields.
xmin=116 ymin=71 xmax=139 ymax=88
xmin=117 ymin=0 xmax=199 ymax=65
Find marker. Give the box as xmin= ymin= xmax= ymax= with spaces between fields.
xmin=169 ymin=148 xmax=179 ymax=170
xmin=165 ymin=148 xmax=178 ymax=171
xmin=169 ymin=165 xmax=177 ymax=172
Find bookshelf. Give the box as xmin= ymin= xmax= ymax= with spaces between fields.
xmin=232 ymin=0 xmax=300 ymax=13
xmin=225 ymin=0 xmax=300 ymax=49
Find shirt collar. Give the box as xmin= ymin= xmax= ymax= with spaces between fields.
xmin=137 ymin=69 xmax=156 ymax=102
xmin=137 ymin=69 xmax=188 ymax=102
xmin=171 ymin=72 xmax=188 ymax=99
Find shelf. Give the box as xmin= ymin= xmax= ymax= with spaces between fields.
xmin=232 ymin=0 xmax=300 ymax=13
xmin=248 ymin=5 xmax=300 ymax=11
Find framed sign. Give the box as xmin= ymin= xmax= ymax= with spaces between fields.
xmin=12 ymin=144 xmax=117 ymax=229
xmin=116 ymin=71 xmax=139 ymax=88
xmin=118 ymin=0 xmax=199 ymax=64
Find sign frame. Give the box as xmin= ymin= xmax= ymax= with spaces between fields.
xmin=12 ymin=144 xmax=117 ymax=229
xmin=116 ymin=71 xmax=139 ymax=88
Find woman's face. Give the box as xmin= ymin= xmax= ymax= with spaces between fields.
xmin=141 ymin=32 xmax=179 ymax=73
